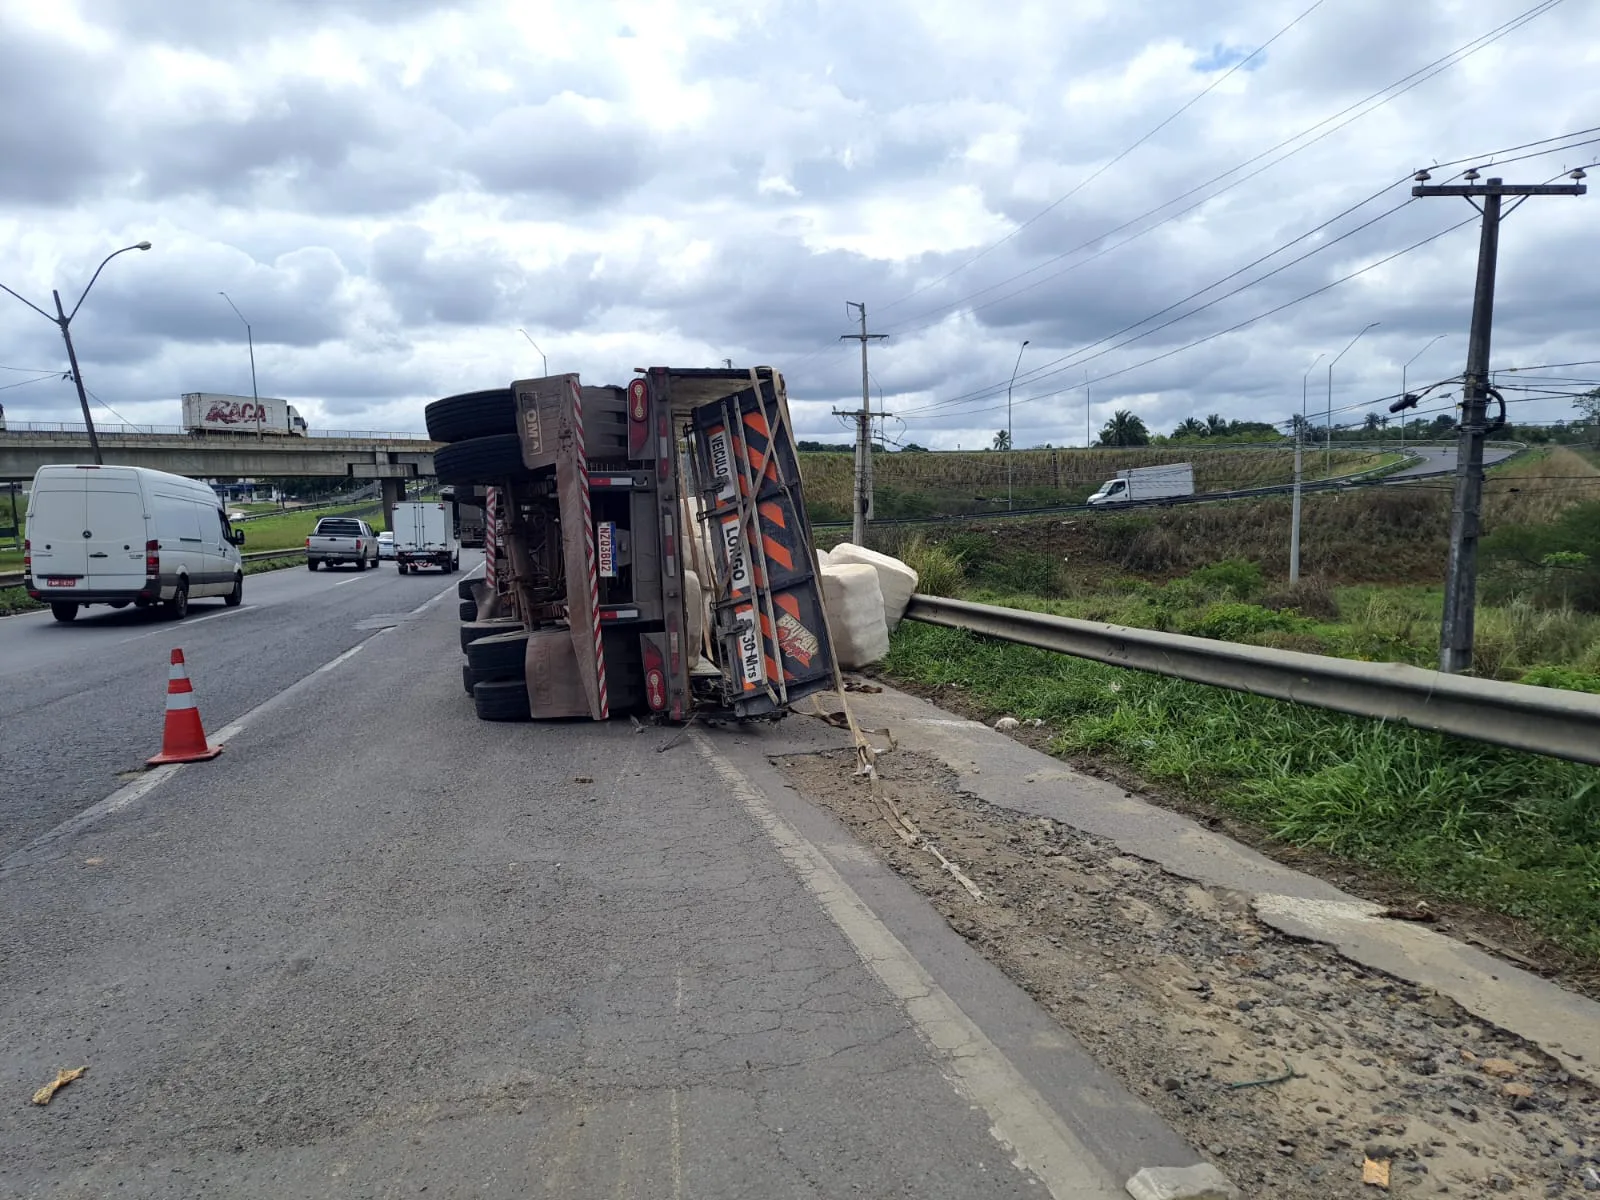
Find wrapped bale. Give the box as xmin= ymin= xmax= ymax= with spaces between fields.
xmin=825 ymin=543 xmax=918 ymax=632
xmin=820 ymin=563 xmax=890 ymax=669
xmin=684 ymin=568 xmax=705 ymax=654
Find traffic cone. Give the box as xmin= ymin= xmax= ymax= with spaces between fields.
xmin=148 ymin=649 xmax=223 ymax=765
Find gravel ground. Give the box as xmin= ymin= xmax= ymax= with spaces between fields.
xmin=781 ymin=747 xmax=1600 ymax=1199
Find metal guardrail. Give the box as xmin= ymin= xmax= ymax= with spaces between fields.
xmin=0 ymin=571 xmax=20 ymax=590
xmin=903 ymin=594 xmax=1600 ymax=767
xmin=1 ymin=421 xmax=431 ymax=441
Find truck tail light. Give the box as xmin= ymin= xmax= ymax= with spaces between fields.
xmin=145 ymin=539 xmax=160 ymax=577
xmin=643 ymin=638 xmax=667 ymax=712
xmin=627 ymin=378 xmax=651 ymax=458
xmin=22 ymin=538 xmax=30 ymax=576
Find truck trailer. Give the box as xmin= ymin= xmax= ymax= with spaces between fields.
xmin=392 ymin=501 xmax=460 ymax=573
xmin=181 ymin=393 xmax=309 ymax=436
xmin=1086 ymin=462 xmax=1195 ymax=506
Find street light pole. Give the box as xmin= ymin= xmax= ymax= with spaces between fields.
xmin=517 ymin=329 xmax=548 ymax=375
xmin=0 ymin=241 xmax=152 ymax=465
xmin=1326 ymin=321 xmax=1380 ymax=476
xmin=218 ymin=292 xmax=260 ymax=431
xmin=1290 ymin=352 xmax=1324 ymax=585
xmin=1006 ymin=339 xmax=1028 ymax=509
xmin=1400 ymin=334 xmax=1448 ymax=457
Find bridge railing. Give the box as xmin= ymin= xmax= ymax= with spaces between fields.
xmin=1 ymin=421 xmax=431 ymax=442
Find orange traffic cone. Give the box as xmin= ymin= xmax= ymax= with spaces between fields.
xmin=148 ymin=649 xmax=223 ymax=765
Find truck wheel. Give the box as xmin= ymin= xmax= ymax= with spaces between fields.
xmin=462 ymin=663 xmax=478 ymax=695
xmin=164 ymin=581 xmax=189 ymax=620
xmin=425 ymin=389 xmax=516 ymax=444
xmin=356 ymin=556 xmax=368 ymax=572
xmin=451 ymin=556 xmax=460 ymax=572
xmin=466 ymin=629 xmax=529 ymax=675
xmin=457 ymin=579 xmax=477 ymax=601
xmin=225 ymin=574 xmax=243 ymax=607
xmin=398 ymin=562 xmax=409 ymax=574
xmin=50 ymin=602 xmax=79 ymax=623
xmin=307 ymin=560 xmax=318 ymax=571
xmin=434 ymin=434 xmax=527 ymax=486
xmin=458 ymin=600 xmax=478 ymax=622
xmin=473 ymin=678 xmax=531 ymax=722
xmin=460 ymin=618 xmax=522 ymax=652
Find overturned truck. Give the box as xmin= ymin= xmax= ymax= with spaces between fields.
xmin=430 ymin=368 xmax=838 ymax=723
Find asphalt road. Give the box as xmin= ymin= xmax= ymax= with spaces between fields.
xmin=0 ymin=588 xmax=1202 ymax=1197
xmin=1386 ymin=442 xmax=1516 ymax=479
xmin=0 ymin=554 xmax=481 ymax=856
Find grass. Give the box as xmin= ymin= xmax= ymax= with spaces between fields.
xmin=799 ymin=446 xmax=1381 ymax=524
xmin=233 ymin=501 xmax=384 ymax=553
xmin=884 ymin=621 xmax=1600 ymax=959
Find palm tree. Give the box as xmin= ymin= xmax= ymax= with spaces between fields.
xmin=992 ymin=429 xmax=1011 ymax=451
xmin=1363 ymin=412 xmax=1382 ymax=433
xmin=1204 ymin=413 xmax=1228 ymax=437
xmin=1098 ymin=410 xmax=1150 ymax=447
xmin=1172 ymin=417 xmax=1207 ymax=439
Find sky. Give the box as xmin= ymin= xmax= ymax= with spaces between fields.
xmin=0 ymin=0 xmax=1596 ymax=449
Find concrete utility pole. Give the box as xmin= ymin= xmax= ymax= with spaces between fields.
xmin=838 ymin=302 xmax=887 ymax=545
xmin=1006 ymin=340 xmax=1029 ymax=509
xmin=219 ymin=292 xmax=260 ymax=432
xmin=1413 ymin=168 xmax=1586 ymax=673
xmin=1326 ymin=321 xmax=1379 ymax=476
xmin=1289 ymin=352 xmax=1324 ymax=585
xmin=0 ymin=241 xmax=152 ymax=465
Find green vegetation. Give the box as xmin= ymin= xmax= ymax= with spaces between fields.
xmin=868 ymin=444 xmax=1600 ymax=960
xmin=885 ymin=622 xmax=1600 ymax=958
xmin=0 ymin=585 xmax=40 ymax=617
xmin=234 ymin=501 xmax=385 ymax=553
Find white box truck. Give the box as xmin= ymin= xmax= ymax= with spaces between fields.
xmin=1087 ymin=462 xmax=1195 ymax=506
xmin=182 ymin=393 xmax=309 ymax=436
xmin=392 ymin=501 xmax=460 ymax=574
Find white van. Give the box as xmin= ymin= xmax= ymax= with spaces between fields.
xmin=25 ymin=464 xmax=246 ymax=623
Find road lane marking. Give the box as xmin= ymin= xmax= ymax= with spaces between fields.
xmin=692 ymin=733 xmax=1125 ymax=1200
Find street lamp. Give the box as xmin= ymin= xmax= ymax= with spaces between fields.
xmin=1290 ymin=352 xmax=1325 ymax=585
xmin=1006 ymin=339 xmax=1029 ymax=509
xmin=517 ymin=329 xmax=548 ymax=375
xmin=218 ymin=292 xmax=260 ymax=430
xmin=0 ymin=241 xmax=152 ymax=464
xmin=1400 ymin=334 xmax=1448 ymax=455
xmin=1327 ymin=321 xmax=1380 ymax=475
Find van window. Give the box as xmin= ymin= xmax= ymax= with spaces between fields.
xmin=153 ymin=491 xmax=203 ymax=542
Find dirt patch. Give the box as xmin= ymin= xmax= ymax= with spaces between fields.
xmin=780 ymin=747 xmax=1600 ymax=1199
xmin=884 ymin=675 xmax=1600 ymax=1004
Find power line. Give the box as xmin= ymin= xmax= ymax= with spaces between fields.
xmin=873 ymin=0 xmax=1331 ymax=318
xmin=874 ymin=0 xmax=1571 ymax=337
xmin=0 ymin=371 xmax=64 ymax=393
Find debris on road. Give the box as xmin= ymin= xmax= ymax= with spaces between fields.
xmin=1361 ymin=1156 xmax=1391 ymax=1189
xmin=30 ymin=1066 xmax=87 ymax=1106
xmin=783 ymin=746 xmax=1600 ymax=1199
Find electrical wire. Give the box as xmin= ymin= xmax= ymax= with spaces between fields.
xmin=0 ymin=371 xmax=64 ymax=393
xmin=874 ymin=0 xmax=1332 ymax=317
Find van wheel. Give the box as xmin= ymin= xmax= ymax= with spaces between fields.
xmin=225 ymin=574 xmax=243 ymax=607
xmin=108 ymin=600 xmax=130 ymax=609
xmin=164 ymin=582 xmax=189 ymax=620
xmin=50 ymin=602 xmax=79 ymax=623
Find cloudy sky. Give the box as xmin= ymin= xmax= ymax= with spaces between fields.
xmin=1 ymin=0 xmax=1596 ymax=449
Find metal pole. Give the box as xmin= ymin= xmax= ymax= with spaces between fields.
xmin=1006 ymin=339 xmax=1028 ymax=509
xmin=857 ymin=303 xmax=872 ymax=542
xmin=53 ymin=289 xmax=104 ymax=465
xmin=518 ymin=329 xmax=547 ymax=375
xmin=1291 ymin=353 xmax=1324 ymax=584
xmin=1401 ymin=334 xmax=1447 ymax=459
xmin=1439 ymin=188 xmax=1503 ymax=673
xmin=1326 ymin=322 xmax=1379 ymax=476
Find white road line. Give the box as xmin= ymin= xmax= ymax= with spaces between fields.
xmin=2 ymin=626 xmax=394 ymax=873
xmin=692 ymin=733 xmax=1126 ymax=1200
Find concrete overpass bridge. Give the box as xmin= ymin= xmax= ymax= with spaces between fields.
xmin=0 ymin=421 xmax=441 ymax=527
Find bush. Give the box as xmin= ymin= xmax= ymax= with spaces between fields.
xmin=1519 ymin=665 xmax=1600 ymax=694
xmin=899 ymin=534 xmax=965 ymax=597
xmin=981 ymin=549 xmax=1063 ymax=595
xmin=1258 ymin=576 xmax=1341 ymax=621
xmin=1189 ymin=558 xmax=1263 ymax=600
xmin=1178 ymin=602 xmax=1311 ymax=642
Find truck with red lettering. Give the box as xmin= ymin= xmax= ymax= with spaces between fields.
xmin=181 ymin=393 xmax=309 ymax=436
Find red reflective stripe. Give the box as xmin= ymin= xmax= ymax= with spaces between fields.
xmin=169 ymin=678 xmax=194 ymax=695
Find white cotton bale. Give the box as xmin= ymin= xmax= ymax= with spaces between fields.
xmin=684 ymin=568 xmax=704 ymax=654
xmin=680 ymin=495 xmax=716 ymax=583
xmin=814 ymin=546 xmax=832 ymax=567
xmin=820 ymin=563 xmax=890 ymax=669
xmin=824 ymin=543 xmax=919 ymax=632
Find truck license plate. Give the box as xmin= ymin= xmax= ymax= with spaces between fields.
xmin=46 ymin=577 xmax=78 ymax=587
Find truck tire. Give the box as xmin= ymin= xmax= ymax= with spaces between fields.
xmin=456 ymin=579 xmax=477 ymax=600
xmin=434 ymin=434 xmax=526 ymax=486
xmin=473 ymin=678 xmax=531 ymax=721
xmin=466 ymin=629 xmax=529 ymax=676
xmin=462 ymin=663 xmax=479 ymax=695
xmin=425 ymin=389 xmax=516 ymax=444
xmin=307 ymin=559 xmax=318 ymax=571
xmin=458 ymin=600 xmax=477 ymax=622
xmin=460 ymin=618 xmax=523 ymax=652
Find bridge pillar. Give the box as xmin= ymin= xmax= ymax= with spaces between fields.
xmin=381 ymin=477 xmax=405 ymax=533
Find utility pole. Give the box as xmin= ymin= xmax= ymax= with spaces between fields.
xmin=1006 ymin=340 xmax=1029 ymax=509
xmin=838 ymin=302 xmax=887 ymax=545
xmin=1414 ymin=169 xmax=1586 ymax=672
xmin=1290 ymin=352 xmax=1324 ymax=585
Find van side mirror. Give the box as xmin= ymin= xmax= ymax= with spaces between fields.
xmin=230 ymin=530 xmax=246 ymax=546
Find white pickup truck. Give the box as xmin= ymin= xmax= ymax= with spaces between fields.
xmin=306 ymin=516 xmax=379 ymax=571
